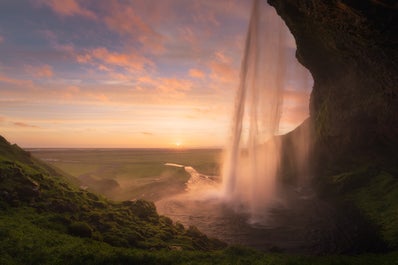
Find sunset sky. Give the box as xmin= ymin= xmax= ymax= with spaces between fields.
xmin=0 ymin=0 xmax=312 ymax=148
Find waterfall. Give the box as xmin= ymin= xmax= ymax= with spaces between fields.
xmin=221 ymin=0 xmax=311 ymax=223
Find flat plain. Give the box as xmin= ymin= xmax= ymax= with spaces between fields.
xmin=29 ymin=148 xmax=223 ymax=201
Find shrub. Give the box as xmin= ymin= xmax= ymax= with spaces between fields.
xmin=68 ymin=222 xmax=93 ymax=238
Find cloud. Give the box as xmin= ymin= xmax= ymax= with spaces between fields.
xmin=36 ymin=0 xmax=96 ymax=20
xmin=13 ymin=122 xmax=39 ymax=128
xmin=141 ymin=132 xmax=153 ymax=136
xmin=0 ymin=35 xmax=4 ymax=44
xmin=25 ymin=64 xmax=54 ymax=78
xmin=101 ymin=1 xmax=164 ymax=53
xmin=0 ymin=74 xmax=34 ymax=87
xmin=137 ymin=76 xmax=192 ymax=98
xmin=189 ymin=68 xmax=206 ymax=79
xmin=77 ymin=47 xmax=153 ymax=74
xmin=192 ymin=2 xmax=220 ymax=27
xmin=209 ymin=61 xmax=237 ymax=84
xmin=214 ymin=51 xmax=232 ymax=64
xmin=179 ymin=26 xmax=197 ymax=45
xmin=207 ymin=50 xmax=238 ymax=84
xmin=59 ymin=86 xmax=80 ymax=100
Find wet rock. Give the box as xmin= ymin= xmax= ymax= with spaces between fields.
xmin=268 ymin=0 xmax=398 ymax=169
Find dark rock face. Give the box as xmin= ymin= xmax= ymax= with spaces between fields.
xmin=268 ymin=0 xmax=398 ymax=168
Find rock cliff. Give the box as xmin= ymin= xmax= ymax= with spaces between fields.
xmin=268 ymin=0 xmax=397 ymax=169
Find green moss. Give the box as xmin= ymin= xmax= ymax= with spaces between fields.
xmin=323 ymin=165 xmax=398 ymax=249
xmin=347 ymin=171 xmax=398 ymax=248
xmin=315 ymin=90 xmax=332 ymax=139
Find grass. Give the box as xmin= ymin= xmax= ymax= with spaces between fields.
xmin=1 ymin=209 xmax=398 ymax=265
xmin=0 ymin=136 xmax=226 ymax=253
xmin=320 ymin=164 xmax=398 ymax=250
xmin=30 ymin=148 xmax=222 ymax=201
xmin=347 ymin=171 xmax=398 ymax=248
xmin=2 ymin=135 xmax=398 ymax=264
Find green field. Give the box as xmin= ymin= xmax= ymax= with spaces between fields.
xmin=30 ymin=149 xmax=223 ymax=201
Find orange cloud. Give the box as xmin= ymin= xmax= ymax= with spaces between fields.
xmin=189 ymin=68 xmax=206 ymax=79
xmin=137 ymin=76 xmax=192 ymax=98
xmin=192 ymin=2 xmax=220 ymax=27
xmin=179 ymin=26 xmax=196 ymax=45
xmin=0 ymin=74 xmax=34 ymax=87
xmin=26 ymin=64 xmax=54 ymax=78
xmin=77 ymin=47 xmax=153 ymax=73
xmin=214 ymin=51 xmax=232 ymax=64
xmin=157 ymin=78 xmax=192 ymax=93
xmin=59 ymin=86 xmax=80 ymax=100
xmin=208 ymin=50 xmax=237 ymax=83
xmin=102 ymin=1 xmax=164 ymax=53
xmin=36 ymin=0 xmax=96 ymax=20
xmin=91 ymin=93 xmax=110 ymax=102
xmin=13 ymin=122 xmax=39 ymax=128
xmin=209 ymin=61 xmax=237 ymax=83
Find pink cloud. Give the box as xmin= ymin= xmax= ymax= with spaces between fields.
xmin=25 ymin=64 xmax=54 ymax=78
xmin=189 ymin=68 xmax=206 ymax=79
xmin=36 ymin=0 xmax=96 ymax=20
xmin=0 ymin=35 xmax=4 ymax=44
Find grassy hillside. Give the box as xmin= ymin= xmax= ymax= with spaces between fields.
xmin=1 ymin=135 xmax=398 ymax=264
xmin=0 ymin=135 xmax=225 ymax=251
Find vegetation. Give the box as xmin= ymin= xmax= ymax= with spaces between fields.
xmin=2 ymin=208 xmax=398 ymax=265
xmin=2 ymin=135 xmax=398 ymax=264
xmin=320 ymin=164 xmax=398 ymax=250
xmin=0 ymin=136 xmax=225 ymax=252
xmin=30 ymin=148 xmax=222 ymax=201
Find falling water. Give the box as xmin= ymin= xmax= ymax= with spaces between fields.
xmin=222 ymin=0 xmax=311 ymax=223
